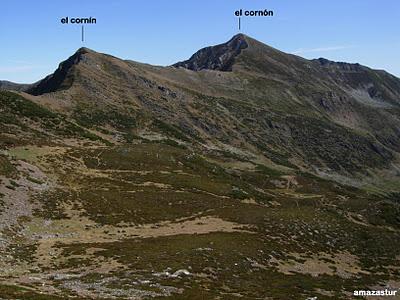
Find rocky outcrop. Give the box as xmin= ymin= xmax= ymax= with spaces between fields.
xmin=173 ymin=34 xmax=248 ymax=71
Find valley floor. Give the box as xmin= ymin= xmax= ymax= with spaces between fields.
xmin=1 ymin=141 xmax=400 ymax=299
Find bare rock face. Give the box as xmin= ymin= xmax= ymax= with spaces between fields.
xmin=173 ymin=34 xmax=248 ymax=71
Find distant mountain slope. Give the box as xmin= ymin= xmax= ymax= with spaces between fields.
xmin=0 ymin=80 xmax=30 ymax=91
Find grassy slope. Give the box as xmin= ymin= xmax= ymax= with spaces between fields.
xmin=0 ymin=91 xmax=109 ymax=147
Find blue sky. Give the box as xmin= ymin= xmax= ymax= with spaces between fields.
xmin=1 ymin=0 xmax=399 ymax=83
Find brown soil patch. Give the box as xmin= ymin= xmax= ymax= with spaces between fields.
xmin=271 ymin=251 xmax=369 ymax=278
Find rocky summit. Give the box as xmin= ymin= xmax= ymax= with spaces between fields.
xmin=0 ymin=35 xmax=400 ymax=299
xmin=173 ymin=33 xmax=249 ymax=71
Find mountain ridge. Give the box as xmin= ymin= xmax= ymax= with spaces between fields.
xmin=17 ymin=37 xmax=400 ymax=171
xmin=0 ymin=80 xmax=31 ymax=91
xmin=2 ymin=35 xmax=400 ymax=182
xmin=27 ymin=47 xmax=94 ymax=96
xmin=3 ymin=34 xmax=399 ymax=90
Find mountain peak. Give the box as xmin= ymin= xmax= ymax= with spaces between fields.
xmin=173 ymin=34 xmax=249 ymax=71
xmin=27 ymin=48 xmax=95 ymax=95
xmin=230 ymin=33 xmax=247 ymax=40
xmin=76 ymin=47 xmax=95 ymax=55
